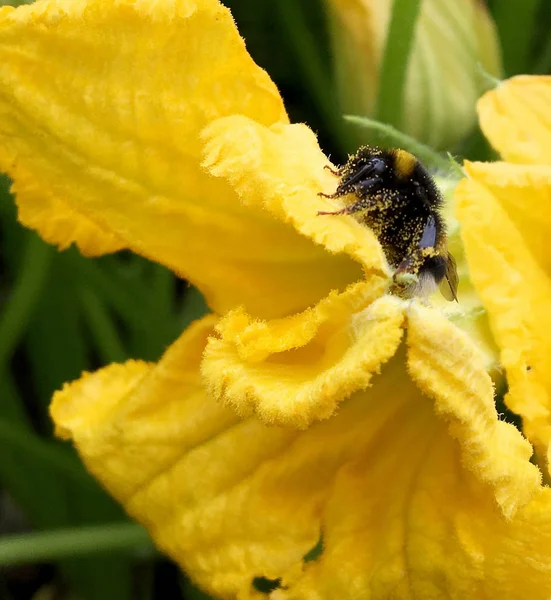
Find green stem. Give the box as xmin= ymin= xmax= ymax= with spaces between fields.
xmin=375 ymin=0 xmax=422 ymax=127
xmin=0 ymin=523 xmax=154 ymax=566
xmin=0 ymin=234 xmax=52 ymax=367
xmin=344 ymin=115 xmax=451 ymax=172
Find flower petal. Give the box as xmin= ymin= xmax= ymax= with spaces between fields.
xmin=455 ymin=166 xmax=551 ymax=470
xmin=477 ymin=75 xmax=551 ymax=165
xmin=197 ymin=114 xmax=388 ymax=318
xmin=202 ymin=287 xmax=403 ymax=428
xmin=202 ymin=116 xmax=388 ymax=280
xmin=52 ymin=304 xmax=551 ymax=599
xmin=11 ymin=167 xmax=126 ymax=256
xmin=275 ymin=305 xmax=546 ymax=600
xmin=0 ymin=0 xmax=361 ymax=317
xmin=464 ymin=161 xmax=551 ymax=275
xmin=50 ymin=314 xmax=231 ymax=501
xmin=406 ymin=303 xmax=538 ymax=517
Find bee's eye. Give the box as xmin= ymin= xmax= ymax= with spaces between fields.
xmin=368 ymin=157 xmax=387 ymax=176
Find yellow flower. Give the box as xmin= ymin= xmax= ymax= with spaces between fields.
xmin=1 ymin=1 xmax=550 ymax=598
xmin=325 ymin=0 xmax=502 ymax=149
xmin=456 ymin=76 xmax=551 ymax=478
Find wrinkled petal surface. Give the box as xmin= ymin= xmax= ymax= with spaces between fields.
xmin=458 ymin=76 xmax=551 ymax=472
xmin=279 ymin=306 xmax=547 ymax=600
xmin=0 ymin=0 xmax=376 ymax=318
xmin=477 ymin=76 xmax=551 ymax=165
xmin=456 ymin=166 xmax=551 ymax=470
xmin=51 ymin=302 xmax=551 ymax=600
xmin=202 ymin=289 xmax=403 ymax=428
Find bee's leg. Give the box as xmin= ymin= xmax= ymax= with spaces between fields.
xmin=317 ymin=207 xmax=350 ymax=216
xmin=393 ymin=252 xmax=423 ymax=278
xmin=317 ymin=189 xmax=351 ymax=214
xmin=317 ymin=191 xmax=341 ymax=199
xmin=323 ymin=164 xmax=341 ymax=176
xmin=317 ymin=175 xmax=382 ymax=216
xmin=317 ymin=195 xmax=378 ymax=216
xmin=391 ymin=216 xmax=443 ymax=298
xmin=391 ymin=250 xmax=427 ymax=298
xmin=318 ymin=204 xmax=363 ymax=215
xmin=316 ymin=183 xmax=352 ymax=204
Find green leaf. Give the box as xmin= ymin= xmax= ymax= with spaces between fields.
xmin=0 ymin=233 xmax=52 ymax=369
xmin=492 ymin=0 xmax=541 ymax=76
xmin=0 ymin=418 xmax=93 ymax=487
xmin=274 ymin=0 xmax=348 ymax=149
xmin=79 ymin=286 xmax=128 ymax=364
xmin=179 ymin=285 xmax=209 ymax=331
xmin=74 ymin=255 xmax=179 ymax=361
xmin=0 ymin=182 xmax=137 ymax=600
xmin=24 ymin=252 xmax=91 ymax=410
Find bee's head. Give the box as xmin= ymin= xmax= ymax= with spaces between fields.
xmin=339 ymin=147 xmax=391 ymax=191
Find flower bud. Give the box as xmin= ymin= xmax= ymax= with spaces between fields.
xmin=326 ymin=0 xmax=502 ymax=150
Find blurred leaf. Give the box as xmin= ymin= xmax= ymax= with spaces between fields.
xmin=0 ymin=234 xmax=52 ymax=369
xmin=23 ymin=253 xmax=90 ymax=411
xmin=0 ymin=418 xmax=92 ymax=487
xmin=75 ymin=256 xmax=179 ymax=362
xmin=531 ymin=0 xmax=551 ymax=74
xmin=0 ymin=180 xmax=136 ymax=599
xmin=533 ymin=35 xmax=551 ymax=74
xmin=492 ymin=0 xmax=541 ymax=76
xmin=274 ymin=0 xmax=347 ymax=149
xmin=79 ymin=286 xmax=127 ymax=364
xmin=179 ymin=285 xmax=209 ymax=332
xmin=0 ymin=1 xmax=34 ymax=6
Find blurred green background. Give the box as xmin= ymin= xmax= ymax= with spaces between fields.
xmin=0 ymin=0 xmax=550 ymax=598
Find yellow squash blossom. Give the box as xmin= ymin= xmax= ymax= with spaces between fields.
xmin=456 ymin=77 xmax=551 ymax=478
xmin=1 ymin=1 xmax=551 ymax=598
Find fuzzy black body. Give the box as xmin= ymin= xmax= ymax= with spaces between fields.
xmin=319 ymin=146 xmax=457 ymax=300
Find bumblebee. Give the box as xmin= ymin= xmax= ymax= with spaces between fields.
xmin=318 ymin=146 xmax=458 ymax=301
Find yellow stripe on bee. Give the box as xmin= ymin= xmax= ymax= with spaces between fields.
xmin=393 ymin=149 xmax=417 ymax=178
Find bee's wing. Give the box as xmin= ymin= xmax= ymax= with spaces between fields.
xmin=439 ymin=252 xmax=459 ymax=302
